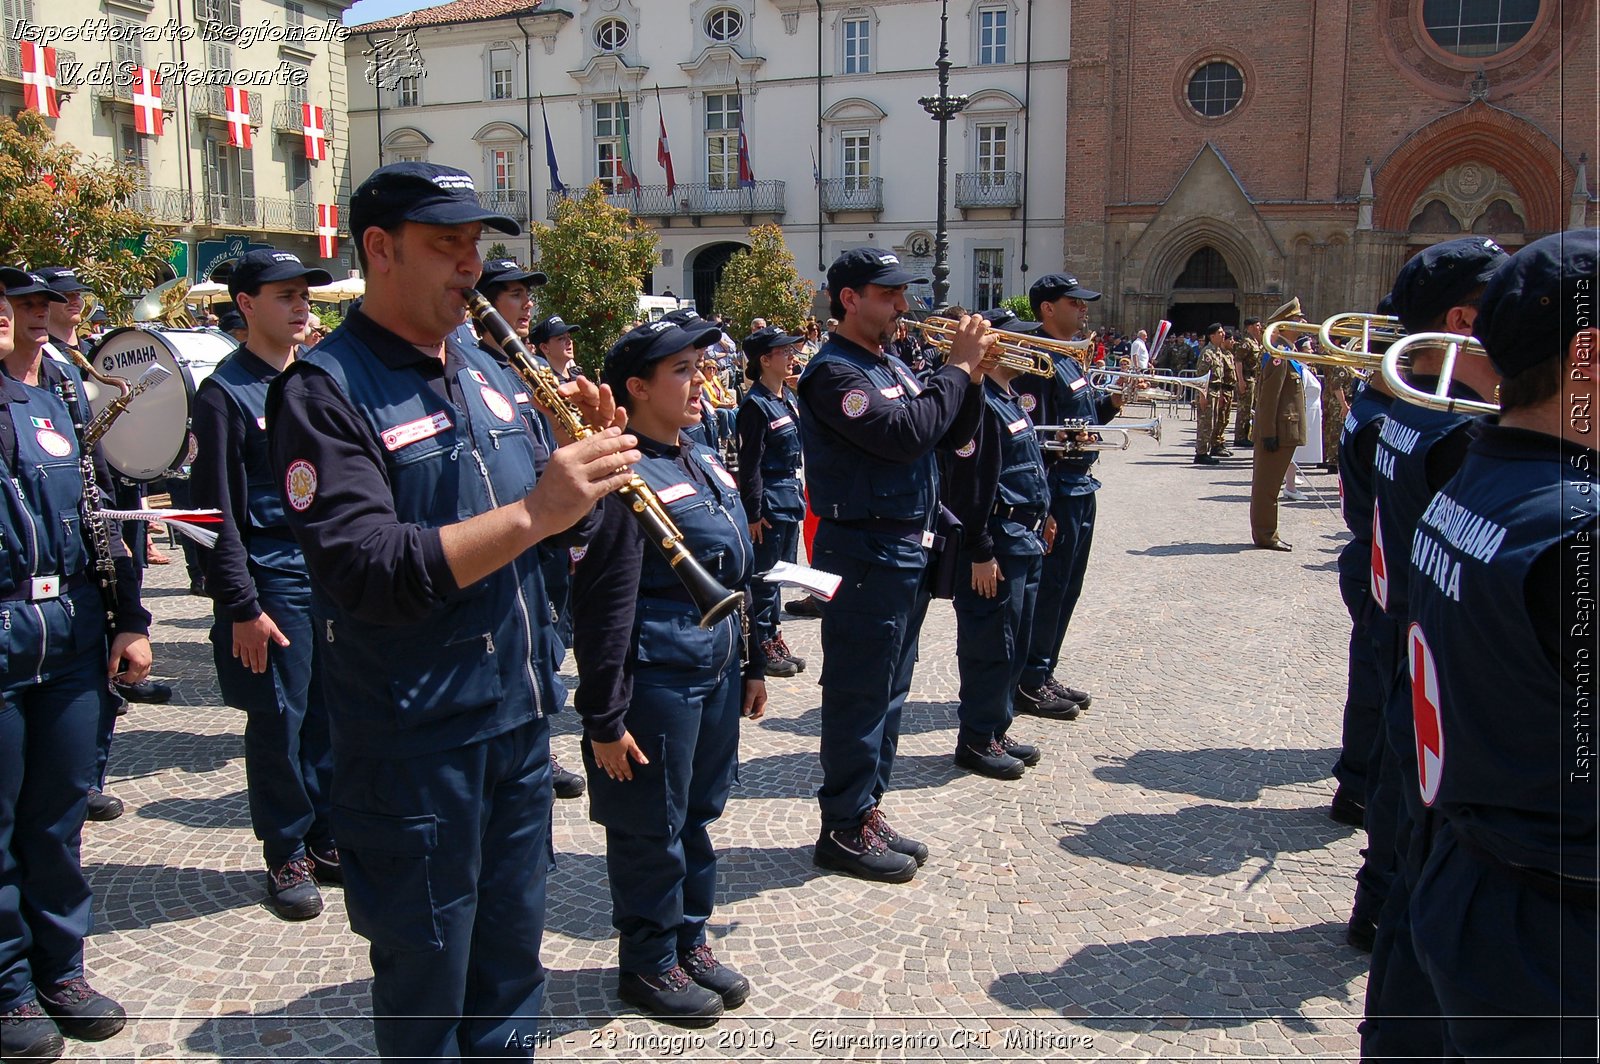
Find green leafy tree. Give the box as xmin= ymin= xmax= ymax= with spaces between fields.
xmin=713 ymin=224 xmax=815 ymax=335
xmin=0 ymin=111 xmax=174 ymax=323
xmin=528 ymin=184 xmax=659 ymax=374
xmin=1000 ymin=294 xmax=1035 ymax=321
xmin=484 ymin=241 xmax=510 ymax=261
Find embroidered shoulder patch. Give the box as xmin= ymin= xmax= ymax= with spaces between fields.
xmin=1018 ymin=393 xmax=1037 ymax=413
xmin=955 ymin=440 xmax=977 ymax=458
xmin=35 ymin=429 xmax=71 ymax=458
xmin=285 ymin=459 xmax=318 ymax=512
xmin=842 ymin=389 xmax=870 ymax=418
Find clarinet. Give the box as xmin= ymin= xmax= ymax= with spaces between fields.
xmin=465 ymin=290 xmax=743 ymax=629
xmin=71 ymin=362 xmax=173 ymax=622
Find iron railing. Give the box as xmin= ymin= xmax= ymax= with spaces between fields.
xmin=546 ymin=180 xmax=786 ymax=219
xmin=191 ymin=85 xmax=265 ymax=125
xmin=819 ymin=177 xmax=884 ymax=213
xmin=271 ymin=99 xmax=337 ymax=139
xmin=954 ymin=170 xmax=1022 ymax=208
xmin=476 ymin=189 xmax=530 ymax=223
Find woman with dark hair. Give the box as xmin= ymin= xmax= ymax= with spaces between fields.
xmin=569 ymin=320 xmax=768 ymax=1029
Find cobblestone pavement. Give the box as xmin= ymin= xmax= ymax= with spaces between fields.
xmin=72 ymin=423 xmax=1366 ymax=1062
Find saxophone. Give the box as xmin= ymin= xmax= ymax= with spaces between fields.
xmin=64 ymin=355 xmax=173 ymax=620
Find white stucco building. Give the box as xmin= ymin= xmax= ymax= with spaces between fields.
xmin=344 ymin=0 xmax=1068 ymax=312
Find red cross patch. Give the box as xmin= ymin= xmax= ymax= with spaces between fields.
xmin=1408 ymin=623 xmax=1445 ymax=806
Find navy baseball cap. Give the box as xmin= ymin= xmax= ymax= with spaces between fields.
xmin=1029 ymin=273 xmax=1102 ymax=304
xmin=980 ymin=307 xmax=1041 ymax=334
xmin=350 ymin=162 xmax=521 ymax=242
xmin=34 ymin=266 xmax=92 ymax=294
xmin=742 ymin=325 xmax=804 ymax=358
xmin=1388 ymin=237 xmax=1509 ymax=335
xmin=604 ymin=318 xmax=722 ymax=394
xmin=0 ymin=269 xmax=66 ymax=302
xmin=218 ymin=309 xmax=247 ymax=333
xmin=228 ymin=249 xmax=332 ymax=299
xmin=662 ymin=307 xmax=709 ymax=327
xmin=529 ymin=315 xmax=578 ymax=344
xmin=1473 ymin=229 xmax=1599 ymax=378
xmin=827 ymin=247 xmax=929 ymax=292
xmin=478 ymin=258 xmax=547 ymax=291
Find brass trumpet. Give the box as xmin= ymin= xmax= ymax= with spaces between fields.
xmin=1261 ymin=319 xmax=1384 ymax=371
xmin=1035 ymin=417 xmax=1162 ymax=452
xmin=913 ymin=316 xmax=1094 ymax=377
xmin=1381 ymin=331 xmax=1499 ymax=416
xmin=1086 ymin=368 xmax=1210 ymax=396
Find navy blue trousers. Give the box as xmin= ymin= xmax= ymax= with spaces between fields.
xmin=812 ymin=546 xmax=931 ymax=832
xmin=210 ymin=565 xmax=333 ymax=866
xmin=1332 ymin=570 xmax=1385 ymax=797
xmin=0 ymin=628 xmax=105 ymax=1011
xmin=954 ymin=550 xmax=1042 ymax=741
xmin=749 ymin=517 xmax=799 ymax=644
xmin=1359 ymin=645 xmax=1445 ymax=1063
xmin=333 ymin=716 xmax=552 ymax=1063
xmin=1414 ymin=824 xmax=1599 ymax=1062
xmin=584 ymin=638 xmax=742 ymax=975
xmin=1020 ymin=491 xmax=1096 ymax=690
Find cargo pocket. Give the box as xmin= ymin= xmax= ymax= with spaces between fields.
xmin=333 ymin=807 xmax=443 ymax=952
xmin=582 ymin=732 xmax=674 ymax=837
xmin=387 ymin=629 xmax=504 ymax=731
xmin=818 ymin=608 xmax=899 ymax=698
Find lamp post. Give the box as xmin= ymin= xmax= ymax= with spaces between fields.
xmin=918 ymin=0 xmax=968 ymax=310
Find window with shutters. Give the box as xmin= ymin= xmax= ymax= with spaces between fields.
xmin=285 ymin=1 xmax=305 ymax=29
xmin=195 ymin=0 xmax=241 ymax=29
xmin=112 ymin=17 xmax=142 ymax=74
xmin=594 ymin=100 xmax=630 ymax=193
xmin=488 ymin=46 xmax=514 ymax=101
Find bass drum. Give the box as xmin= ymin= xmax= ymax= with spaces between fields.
xmin=85 ymin=327 xmax=238 ymax=481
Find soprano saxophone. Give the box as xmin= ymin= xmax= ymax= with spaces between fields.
xmin=65 ymin=355 xmax=172 ymax=620
xmin=465 ymin=290 xmax=743 ymax=629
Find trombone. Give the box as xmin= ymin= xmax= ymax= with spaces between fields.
xmin=1261 ymin=318 xmax=1384 ymax=372
xmin=1381 ymin=331 xmax=1499 ymax=416
xmin=1036 ymin=417 xmax=1163 ymax=452
xmin=913 ymin=316 xmax=1094 ymax=377
xmin=1319 ymin=312 xmax=1407 ymax=361
xmin=1086 ymin=367 xmax=1210 ymax=397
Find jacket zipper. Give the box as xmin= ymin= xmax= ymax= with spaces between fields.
xmin=12 ymin=479 xmax=39 ymax=577
xmin=470 ymin=450 xmax=541 ymax=716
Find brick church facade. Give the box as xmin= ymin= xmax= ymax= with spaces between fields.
xmin=1061 ymin=0 xmax=1597 ymax=333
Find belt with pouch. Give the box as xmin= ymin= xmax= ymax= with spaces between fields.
xmin=992 ymin=504 xmax=1047 ymax=533
xmin=0 ymin=572 xmax=92 ymax=603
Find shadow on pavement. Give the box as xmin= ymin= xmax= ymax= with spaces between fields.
xmin=136 ymin=788 xmax=252 ymax=830
xmin=1093 ymin=747 xmax=1339 ymax=802
xmin=755 ymin=698 xmax=959 ymax=739
xmin=988 ymin=921 xmax=1365 ymax=1032
xmin=733 ymin=750 xmax=962 ymax=801
xmin=1126 ymin=543 xmax=1254 ymax=557
xmin=86 ymin=862 xmax=265 ymax=932
xmin=1057 ymin=804 xmax=1356 ymax=878
xmin=547 ymin=844 xmax=824 ymax=942
xmin=110 ymin=727 xmax=240 ymax=778
xmin=1196 ymin=494 xmax=1252 ymax=504
xmin=184 ymin=979 xmax=373 ymax=1061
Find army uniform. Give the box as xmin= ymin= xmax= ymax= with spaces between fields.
xmin=1319 ymin=365 xmax=1351 ymax=470
xmin=1247 ymin=347 xmax=1307 ymax=548
xmin=1233 ymin=333 xmax=1262 ymax=444
xmin=1207 ymin=341 xmax=1237 ymax=454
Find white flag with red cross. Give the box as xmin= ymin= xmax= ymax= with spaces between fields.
xmin=316 ymin=204 xmax=338 ymax=259
xmin=225 ymin=86 xmax=253 ymax=148
xmin=21 ymin=41 xmax=60 ymax=118
xmin=302 ymin=103 xmax=327 ymax=162
xmin=132 ymin=67 xmax=164 ymax=136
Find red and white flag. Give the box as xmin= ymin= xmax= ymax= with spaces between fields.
xmin=302 ymin=103 xmax=327 ymax=162
xmin=316 ymin=203 xmax=338 ymax=259
xmin=132 ymin=67 xmax=164 ymax=136
xmin=21 ymin=41 xmax=60 ymax=118
xmin=224 ymin=86 xmax=252 ymax=148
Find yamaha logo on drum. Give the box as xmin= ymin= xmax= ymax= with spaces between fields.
xmin=101 ymin=344 xmax=160 ymax=372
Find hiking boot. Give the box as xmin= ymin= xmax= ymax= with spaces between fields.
xmin=680 ymin=944 xmax=750 ymax=1008
xmin=813 ymin=824 xmax=917 ymax=883
xmin=551 ymin=756 xmax=586 ymax=800
xmin=1014 ymin=685 xmax=1080 ymax=720
xmin=996 ymin=732 xmax=1041 ymax=767
xmin=772 ymin=633 xmax=806 ymax=672
xmin=1210 ymin=447 xmax=1234 ymax=457
xmin=307 ymin=844 xmax=343 ymax=886
xmin=84 ymin=790 xmax=123 ymax=822
xmin=266 ymin=855 xmax=323 ymax=921
xmin=862 ymin=807 xmax=928 ymax=866
xmin=760 ymin=640 xmax=799 ymax=678
xmin=113 ymin=679 xmax=171 ymax=704
xmin=617 ymin=967 xmax=723 ymax=1028
xmin=954 ymin=738 xmax=1026 ymax=780
xmin=1329 ymin=786 xmax=1366 ymax=828
xmin=1193 ymin=454 xmax=1220 ymax=465
xmin=1044 ymin=676 xmax=1092 ymax=711
xmin=36 ymin=978 xmax=125 ymax=1042
xmin=783 ymin=595 xmax=824 ymax=619
xmin=0 ymin=1000 xmax=63 ymax=1060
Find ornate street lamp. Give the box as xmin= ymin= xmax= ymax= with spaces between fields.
xmin=918 ymin=0 xmax=968 ymax=310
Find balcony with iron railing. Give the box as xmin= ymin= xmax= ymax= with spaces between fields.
xmin=93 ymin=72 xmax=179 ymax=112
xmin=119 ymin=184 xmax=349 ymax=237
xmin=546 ymin=180 xmax=786 ymax=221
xmin=0 ymin=40 xmax=18 ymax=82
xmin=954 ymin=170 xmax=1023 ymax=210
xmin=477 ymin=189 xmax=529 ymax=223
xmin=819 ymin=177 xmax=884 ymax=215
xmin=191 ymin=84 xmax=265 ymax=125
xmin=126 ymin=185 xmax=199 ymax=225
xmin=271 ymin=99 xmax=337 ymax=139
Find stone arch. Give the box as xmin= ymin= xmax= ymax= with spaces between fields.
xmin=1374 ymin=101 xmax=1576 ymax=233
xmin=1141 ymin=218 xmax=1265 ymax=296
xmin=684 ymin=240 xmax=748 ymax=313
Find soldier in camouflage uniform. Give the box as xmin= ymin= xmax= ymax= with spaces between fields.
xmin=1209 ymin=328 xmax=1239 ymax=456
xmin=1192 ymin=323 xmax=1231 ymax=464
xmin=1320 ymin=364 xmax=1351 ymax=471
xmin=1233 ymin=317 xmax=1264 ymax=445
